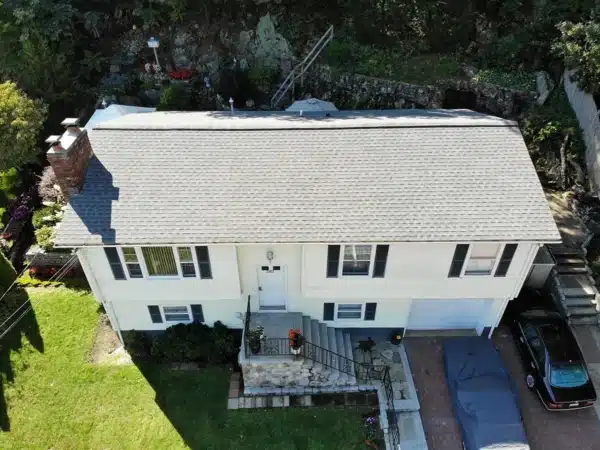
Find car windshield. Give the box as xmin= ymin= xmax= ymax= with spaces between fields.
xmin=549 ymin=364 xmax=589 ymax=388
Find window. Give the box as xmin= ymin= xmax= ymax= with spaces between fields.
xmin=523 ymin=324 xmax=546 ymax=370
xmin=195 ymin=246 xmax=212 ymax=279
xmin=550 ymin=364 xmax=589 ymax=388
xmin=495 ymin=244 xmax=518 ymax=277
xmin=342 ymin=245 xmax=372 ymax=276
xmin=142 ymin=247 xmax=178 ymax=276
xmin=464 ymin=244 xmax=500 ymax=276
xmin=163 ymin=306 xmax=190 ymax=322
xmin=336 ymin=304 xmax=363 ymax=319
xmin=122 ymin=247 xmax=143 ymax=278
xmin=177 ymin=247 xmax=196 ymax=278
xmin=104 ymin=247 xmax=125 ymax=280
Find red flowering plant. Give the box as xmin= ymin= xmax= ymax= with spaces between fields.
xmin=288 ymin=329 xmax=304 ymax=350
xmin=168 ymin=68 xmax=193 ymax=80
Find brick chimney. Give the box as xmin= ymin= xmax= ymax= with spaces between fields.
xmin=46 ymin=118 xmax=93 ymax=200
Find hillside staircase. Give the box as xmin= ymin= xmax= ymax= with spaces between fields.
xmin=270 ymin=25 xmax=334 ymax=109
xmin=548 ymin=245 xmax=600 ymax=325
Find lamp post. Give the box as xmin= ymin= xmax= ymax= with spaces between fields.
xmin=147 ymin=37 xmax=160 ymax=67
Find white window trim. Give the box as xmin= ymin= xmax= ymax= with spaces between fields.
xmin=160 ymin=305 xmax=192 ymax=323
xmin=112 ymin=245 xmax=208 ymax=280
xmin=339 ymin=244 xmax=376 ymax=277
xmin=461 ymin=243 xmax=504 ymax=277
xmin=335 ymin=303 xmax=365 ymax=320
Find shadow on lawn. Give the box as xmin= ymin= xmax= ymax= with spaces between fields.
xmin=133 ymin=360 xmax=232 ymax=449
xmin=0 ymin=287 xmax=44 ymax=431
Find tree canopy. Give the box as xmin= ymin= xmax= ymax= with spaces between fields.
xmin=553 ymin=20 xmax=600 ymax=93
xmin=0 ymin=82 xmax=47 ymax=171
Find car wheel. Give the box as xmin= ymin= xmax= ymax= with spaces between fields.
xmin=526 ymin=374 xmax=535 ymax=389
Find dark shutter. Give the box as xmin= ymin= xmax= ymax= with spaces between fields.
xmin=148 ymin=305 xmax=162 ymax=323
xmin=195 ymin=246 xmax=212 ymax=279
xmin=365 ymin=303 xmax=377 ymax=320
xmin=373 ymin=245 xmax=389 ymax=278
xmin=326 ymin=245 xmax=340 ymax=278
xmin=448 ymin=244 xmax=469 ymax=278
xmin=495 ymin=244 xmax=518 ymax=277
xmin=190 ymin=304 xmax=204 ymax=323
xmin=104 ymin=247 xmax=125 ymax=280
xmin=323 ymin=303 xmax=334 ymax=321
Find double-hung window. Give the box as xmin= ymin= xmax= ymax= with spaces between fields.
xmin=142 ymin=247 xmax=178 ymax=277
xmin=122 ymin=247 xmax=143 ymax=278
xmin=342 ymin=245 xmax=372 ymax=276
xmin=336 ymin=304 xmax=363 ymax=319
xmin=177 ymin=247 xmax=196 ymax=277
xmin=464 ymin=243 xmax=500 ymax=276
xmin=163 ymin=306 xmax=191 ymax=322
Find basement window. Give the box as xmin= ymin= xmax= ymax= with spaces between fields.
xmin=336 ymin=304 xmax=363 ymax=319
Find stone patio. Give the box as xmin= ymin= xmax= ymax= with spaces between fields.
xmin=352 ymin=338 xmax=420 ymax=411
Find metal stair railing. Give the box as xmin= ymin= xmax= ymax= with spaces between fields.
xmin=243 ymin=298 xmax=400 ymax=448
xmin=270 ymin=25 xmax=334 ymax=109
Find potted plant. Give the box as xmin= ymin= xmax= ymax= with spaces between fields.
xmin=247 ymin=325 xmax=264 ymax=354
xmin=288 ymin=329 xmax=304 ymax=355
xmin=390 ymin=330 xmax=403 ymax=345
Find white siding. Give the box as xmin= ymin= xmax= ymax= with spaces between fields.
xmin=302 ymin=242 xmax=539 ymax=300
xmin=79 ymin=246 xmax=243 ymax=330
xmin=80 ymin=241 xmax=540 ymax=333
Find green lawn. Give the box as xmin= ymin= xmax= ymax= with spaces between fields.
xmin=0 ymin=288 xmax=366 ymax=449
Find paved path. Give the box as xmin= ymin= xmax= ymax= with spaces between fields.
xmin=573 ymin=325 xmax=600 ymax=421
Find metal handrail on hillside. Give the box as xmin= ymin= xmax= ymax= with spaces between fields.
xmin=242 ymin=297 xmax=400 ymax=448
xmin=270 ymin=25 xmax=334 ymax=109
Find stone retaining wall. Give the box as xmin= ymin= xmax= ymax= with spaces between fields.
xmin=241 ymin=357 xmax=348 ymax=388
xmin=300 ymin=65 xmax=536 ymax=118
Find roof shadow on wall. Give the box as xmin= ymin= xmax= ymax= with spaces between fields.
xmin=69 ymin=156 xmax=119 ymax=244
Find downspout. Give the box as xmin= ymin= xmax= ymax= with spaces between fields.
xmin=76 ymin=249 xmax=124 ymax=344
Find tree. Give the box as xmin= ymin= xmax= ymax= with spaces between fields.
xmin=0 ymin=82 xmax=47 ymax=171
xmin=553 ymin=20 xmax=600 ymax=93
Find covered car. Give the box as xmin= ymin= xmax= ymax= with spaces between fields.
xmin=444 ymin=337 xmax=529 ymax=450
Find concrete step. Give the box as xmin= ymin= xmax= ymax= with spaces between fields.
xmin=311 ymin=319 xmax=321 ymax=348
xmin=335 ymin=329 xmax=346 ymax=359
xmin=570 ymin=315 xmax=600 ymax=325
xmin=558 ymin=275 xmax=597 ymax=297
xmin=302 ymin=315 xmax=312 ymax=343
xmin=555 ymin=256 xmax=587 ymax=266
xmin=568 ymin=305 xmax=599 ymax=317
xmin=563 ymin=296 xmax=598 ymax=307
xmin=319 ymin=322 xmax=329 ymax=352
xmin=557 ymin=266 xmax=588 ymax=275
xmin=343 ymin=332 xmax=357 ymax=383
xmin=549 ymin=245 xmax=584 ymax=257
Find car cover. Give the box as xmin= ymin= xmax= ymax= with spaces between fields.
xmin=444 ymin=337 xmax=530 ymax=450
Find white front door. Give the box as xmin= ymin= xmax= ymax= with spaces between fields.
xmin=257 ymin=265 xmax=286 ymax=310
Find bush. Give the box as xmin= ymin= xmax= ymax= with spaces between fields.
xmin=34 ymin=226 xmax=56 ymax=251
xmin=124 ymin=330 xmax=153 ymax=358
xmin=146 ymin=321 xmax=238 ymax=364
xmin=247 ymin=65 xmax=280 ymax=95
xmin=38 ymin=166 xmax=63 ymax=203
xmin=0 ymin=250 xmax=16 ymax=293
xmin=32 ymin=204 xmax=62 ymax=229
xmin=157 ymin=84 xmax=192 ymax=111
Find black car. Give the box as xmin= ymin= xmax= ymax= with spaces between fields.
xmin=511 ymin=308 xmax=596 ymax=410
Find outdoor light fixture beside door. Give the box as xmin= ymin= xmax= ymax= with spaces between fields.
xmin=266 ymin=250 xmax=274 ymax=262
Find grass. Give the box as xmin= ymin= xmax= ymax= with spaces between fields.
xmin=325 ymin=38 xmax=464 ymax=84
xmin=0 ymin=288 xmax=366 ymax=449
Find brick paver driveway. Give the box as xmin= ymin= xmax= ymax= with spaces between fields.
xmin=406 ymin=330 xmax=600 ymax=450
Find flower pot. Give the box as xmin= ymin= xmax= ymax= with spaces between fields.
xmin=249 ymin=341 xmax=261 ymax=354
xmin=290 ymin=346 xmax=301 ymax=355
xmin=390 ymin=330 xmax=403 ymax=345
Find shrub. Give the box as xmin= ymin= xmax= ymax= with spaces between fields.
xmin=32 ymin=204 xmax=62 ymax=229
xmin=38 ymin=166 xmax=63 ymax=203
xmin=473 ymin=69 xmax=536 ymax=91
xmin=124 ymin=330 xmax=153 ymax=358
xmin=149 ymin=321 xmax=238 ymax=364
xmin=0 ymin=250 xmax=16 ymax=293
xmin=157 ymin=84 xmax=192 ymax=111
xmin=247 ymin=65 xmax=279 ymax=95
xmin=34 ymin=226 xmax=56 ymax=251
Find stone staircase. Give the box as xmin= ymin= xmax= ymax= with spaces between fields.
xmin=301 ymin=315 xmax=357 ymax=385
xmin=548 ymin=245 xmax=600 ymax=325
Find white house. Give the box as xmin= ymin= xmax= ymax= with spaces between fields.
xmin=50 ymin=109 xmax=560 ymax=343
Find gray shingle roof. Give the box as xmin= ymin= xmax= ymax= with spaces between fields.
xmin=54 ymin=109 xmax=560 ymax=246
